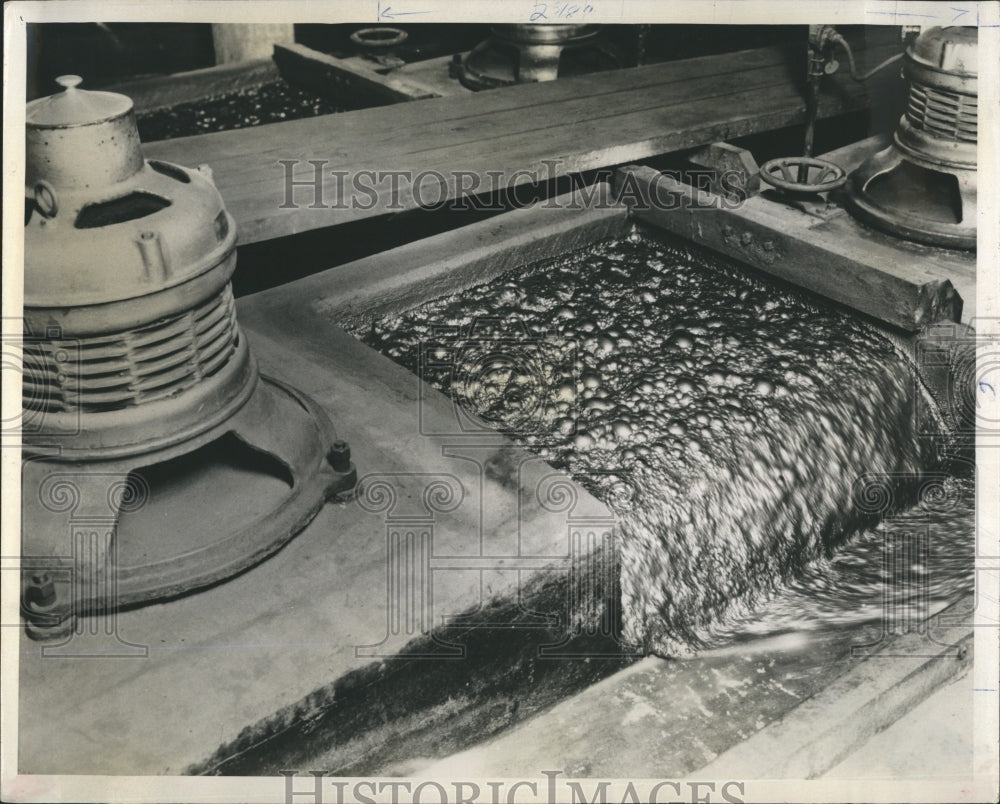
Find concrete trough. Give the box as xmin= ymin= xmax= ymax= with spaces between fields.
xmin=18 ymin=168 xmax=976 ymax=779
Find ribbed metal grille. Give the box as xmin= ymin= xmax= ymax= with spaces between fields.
xmin=23 ymin=285 xmax=240 ymax=413
xmin=906 ymin=81 xmax=977 ymax=143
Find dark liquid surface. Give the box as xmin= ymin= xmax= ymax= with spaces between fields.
xmin=136 ymin=80 xmax=344 ymax=141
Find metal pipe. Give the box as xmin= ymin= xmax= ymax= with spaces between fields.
xmin=827 ymin=31 xmax=905 ymax=83
xmin=799 ymin=72 xmax=821 ymax=182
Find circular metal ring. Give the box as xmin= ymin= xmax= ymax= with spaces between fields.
xmin=33 ymin=180 xmax=58 ymax=218
xmin=350 ymin=27 xmax=408 ymax=49
xmin=759 ymin=156 xmax=847 ymax=195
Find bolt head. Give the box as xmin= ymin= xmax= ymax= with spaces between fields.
xmin=327 ymin=440 xmax=352 ymax=472
xmin=26 ymin=572 xmax=57 ymax=608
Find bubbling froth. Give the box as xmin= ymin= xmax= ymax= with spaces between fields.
xmin=360 ymin=231 xmax=967 ymax=657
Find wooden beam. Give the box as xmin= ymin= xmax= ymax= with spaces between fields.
xmin=616 ymin=164 xmax=964 ymax=332
xmin=144 ymin=39 xmax=903 ymax=246
xmin=686 ymin=141 xmax=761 ymax=201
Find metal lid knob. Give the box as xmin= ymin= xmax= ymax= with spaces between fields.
xmin=26 ymin=74 xmax=133 ymax=128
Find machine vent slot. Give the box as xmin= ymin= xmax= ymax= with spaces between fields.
xmin=23 ymin=286 xmax=240 ymax=413
xmin=906 ymin=82 xmax=977 ymax=143
xmin=75 ymin=192 xmax=171 ymax=229
xmin=149 ymin=160 xmax=192 ymax=184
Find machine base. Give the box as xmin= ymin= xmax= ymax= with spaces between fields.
xmin=845 ymin=143 xmax=977 ymax=250
xmin=20 ymin=375 xmax=357 ymax=640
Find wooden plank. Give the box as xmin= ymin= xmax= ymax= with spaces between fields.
xmin=618 ymin=165 xmax=964 ymax=332
xmin=144 ymin=40 xmax=902 ymax=245
xmin=272 ymin=42 xmax=439 ymax=106
xmin=105 ymin=57 xmax=280 ymax=114
xmin=146 ymin=45 xmax=816 ymax=167
xmin=239 ymin=55 xmax=826 ymax=172
xmin=150 ymin=27 xmax=900 ymax=163
xmin=213 ymin=70 xmax=819 ymax=211
xmin=815 ymin=212 xmax=976 ymax=321
xmin=148 ymin=45 xmax=799 ymax=153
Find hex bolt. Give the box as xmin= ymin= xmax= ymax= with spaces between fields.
xmin=327 ymin=440 xmax=352 ymax=473
xmin=26 ymin=572 xmax=57 ymax=608
xmin=23 ymin=571 xmax=74 ymax=641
